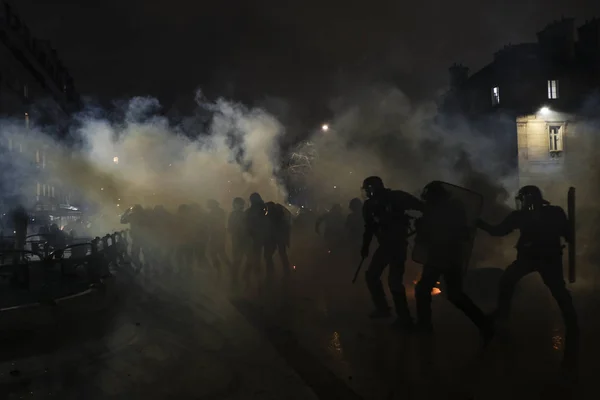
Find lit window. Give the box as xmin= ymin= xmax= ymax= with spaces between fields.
xmin=491 ymin=87 xmax=500 ymax=106
xmin=549 ymin=125 xmax=564 ymax=154
xmin=548 ymin=80 xmax=559 ymax=99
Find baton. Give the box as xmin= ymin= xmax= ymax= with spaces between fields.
xmin=352 ymin=257 xmax=366 ymax=284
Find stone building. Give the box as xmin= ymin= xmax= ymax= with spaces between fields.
xmin=440 ymin=18 xmax=600 ymax=198
xmin=0 ymin=0 xmax=81 ymax=224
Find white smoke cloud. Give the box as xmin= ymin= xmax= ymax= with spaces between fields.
xmin=0 ymin=94 xmax=287 ymax=236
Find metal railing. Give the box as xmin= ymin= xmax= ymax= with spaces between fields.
xmin=0 ymin=230 xmax=130 ymax=291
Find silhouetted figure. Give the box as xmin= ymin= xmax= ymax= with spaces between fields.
xmin=345 ymin=198 xmax=363 ymax=248
xmin=264 ymin=201 xmax=292 ymax=282
xmin=244 ymin=192 xmax=268 ymax=284
xmin=206 ymin=199 xmax=230 ymax=280
xmin=189 ymin=203 xmax=210 ymax=268
xmin=48 ymin=223 xmax=67 ymax=250
xmin=121 ymin=204 xmax=145 ymax=266
xmin=175 ymin=204 xmax=195 ymax=272
xmin=478 ymin=185 xmax=579 ymax=359
xmin=150 ymin=205 xmax=171 ymax=272
xmin=414 ymin=181 xmax=493 ymax=343
xmin=361 ymin=176 xmax=423 ymax=329
xmin=229 ymin=197 xmax=247 ymax=288
xmin=315 ymin=204 xmax=345 ymax=251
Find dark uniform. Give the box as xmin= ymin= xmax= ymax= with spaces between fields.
xmin=121 ymin=204 xmax=145 ymax=266
xmin=478 ymin=185 xmax=578 ymax=342
xmin=206 ymin=200 xmax=230 ymax=275
xmin=244 ymin=193 xmax=268 ymax=283
xmin=264 ymin=201 xmax=292 ymax=281
xmin=229 ymin=197 xmax=247 ymax=286
xmin=361 ymin=176 xmax=423 ymax=327
xmin=414 ymin=182 xmax=492 ymax=341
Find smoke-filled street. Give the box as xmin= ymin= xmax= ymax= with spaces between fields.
xmin=4 ymin=1 xmax=600 ymax=399
xmin=1 ymin=220 xmax=597 ymax=399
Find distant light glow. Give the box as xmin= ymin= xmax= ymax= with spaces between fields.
xmin=113 ymin=156 xmax=119 ymax=164
xmin=539 ymin=106 xmax=551 ymax=114
xmin=321 ymin=124 xmax=329 ymax=132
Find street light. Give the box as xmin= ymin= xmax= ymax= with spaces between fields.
xmin=539 ymin=106 xmax=551 ymax=114
xmin=321 ymin=124 xmax=329 ymax=132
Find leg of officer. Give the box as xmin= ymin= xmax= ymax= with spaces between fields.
xmin=388 ymin=245 xmax=411 ymax=324
xmin=443 ymin=267 xmax=491 ymax=338
xmin=538 ymin=260 xmax=579 ymax=336
xmin=365 ymin=245 xmax=392 ymax=317
xmin=415 ymin=265 xmax=441 ymax=329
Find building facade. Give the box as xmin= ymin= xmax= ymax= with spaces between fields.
xmin=441 ymin=17 xmax=600 ymax=198
xmin=0 ymin=0 xmax=81 ymax=225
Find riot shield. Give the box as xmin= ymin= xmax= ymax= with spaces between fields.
xmin=568 ymin=187 xmax=576 ymax=283
xmin=412 ymin=181 xmax=484 ymax=272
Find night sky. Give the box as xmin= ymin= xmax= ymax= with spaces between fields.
xmin=14 ymin=0 xmax=600 ymax=121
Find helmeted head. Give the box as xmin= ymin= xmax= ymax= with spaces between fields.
xmin=249 ymin=192 xmax=264 ymax=207
xmin=232 ymin=197 xmax=245 ymax=211
xmin=349 ymin=198 xmax=363 ymax=213
xmin=516 ymin=185 xmax=545 ymax=211
xmin=206 ymin=199 xmax=219 ymax=210
xmin=361 ymin=176 xmax=385 ymax=199
xmin=421 ymin=181 xmax=450 ymax=204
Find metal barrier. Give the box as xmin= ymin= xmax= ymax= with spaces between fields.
xmin=0 ymin=229 xmax=130 ymax=292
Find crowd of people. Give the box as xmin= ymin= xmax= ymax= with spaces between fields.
xmin=118 ymin=176 xmax=578 ymax=363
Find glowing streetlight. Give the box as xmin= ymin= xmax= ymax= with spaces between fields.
xmin=539 ymin=106 xmax=551 ymax=114
xmin=321 ymin=124 xmax=329 ymax=132
xmin=113 ymin=156 xmax=119 ymax=164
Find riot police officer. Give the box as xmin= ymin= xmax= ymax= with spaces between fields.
xmin=414 ymin=181 xmax=492 ymax=342
xmin=228 ymin=197 xmax=247 ymax=287
xmin=244 ymin=193 xmax=268 ymax=284
xmin=361 ymin=176 xmax=423 ymax=328
xmin=478 ymin=186 xmax=578 ymax=344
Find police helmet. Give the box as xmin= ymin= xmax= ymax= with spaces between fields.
xmin=249 ymin=192 xmax=264 ymax=206
xmin=421 ymin=181 xmax=449 ymax=203
xmin=515 ymin=185 xmax=545 ymax=211
xmin=362 ymin=176 xmax=384 ymax=199
xmin=349 ymin=197 xmax=363 ymax=212
xmin=232 ymin=197 xmax=245 ymax=210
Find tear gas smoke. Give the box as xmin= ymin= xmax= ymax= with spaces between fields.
xmin=2 ymin=87 xmax=599 ymax=279
xmin=296 ymin=85 xmax=518 ymax=267
xmin=0 ymin=95 xmax=287 ymax=236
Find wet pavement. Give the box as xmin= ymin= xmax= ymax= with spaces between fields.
xmin=0 ymin=249 xmax=597 ymax=399
xmin=0 ymin=267 xmax=318 ymax=400
xmin=235 ymin=248 xmax=597 ymax=400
